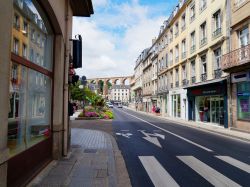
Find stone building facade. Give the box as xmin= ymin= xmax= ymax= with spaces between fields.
xmin=0 ymin=0 xmax=93 ymax=186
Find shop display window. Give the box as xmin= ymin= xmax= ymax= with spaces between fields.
xmin=196 ymin=96 xmax=224 ymax=125
xmin=8 ymin=0 xmax=53 ymax=157
xmin=237 ymin=82 xmax=250 ymax=121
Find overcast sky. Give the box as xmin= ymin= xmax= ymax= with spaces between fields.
xmin=73 ymin=0 xmax=176 ymax=79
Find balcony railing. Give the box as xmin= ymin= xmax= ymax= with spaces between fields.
xmin=182 ymin=79 xmax=189 ymax=86
xmin=212 ymin=28 xmax=222 ymax=38
xmin=200 ymin=37 xmax=207 ymax=46
xmin=214 ymin=68 xmax=222 ymax=79
xmin=182 ymin=52 xmax=186 ymax=59
xmin=201 ymin=73 xmax=207 ymax=81
xmin=190 ymin=45 xmax=196 ymax=54
xmin=175 ymin=81 xmax=179 ymax=87
xmin=222 ymin=44 xmax=250 ymax=71
xmin=191 ymin=76 xmax=196 ymax=84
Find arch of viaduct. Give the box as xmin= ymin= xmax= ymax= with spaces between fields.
xmin=87 ymin=76 xmax=133 ymax=96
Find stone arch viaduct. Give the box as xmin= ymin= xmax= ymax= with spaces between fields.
xmin=87 ymin=76 xmax=133 ymax=96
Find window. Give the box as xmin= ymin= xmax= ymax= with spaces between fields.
xmin=23 ymin=21 xmax=28 ymax=36
xmin=200 ymin=22 xmax=207 ymax=46
xmin=181 ymin=13 xmax=186 ymax=31
xmin=200 ymin=0 xmax=207 ymax=12
xmin=13 ymin=13 xmax=20 ymax=29
xmin=213 ymin=10 xmax=222 ymax=38
xmin=182 ymin=39 xmax=186 ymax=59
xmin=191 ymin=60 xmax=195 ymax=76
xmin=9 ymin=0 xmax=53 ymax=157
xmin=214 ymin=47 xmax=222 ymax=69
xmin=190 ymin=4 xmax=195 ymax=22
xmin=175 ymin=22 xmax=179 ymax=37
xmin=170 ymin=29 xmax=173 ymax=42
xmin=201 ymin=55 xmax=207 ymax=74
xmin=175 ymin=68 xmax=179 ymax=81
xmin=31 ymin=28 xmax=35 ymax=41
xmin=169 ymin=50 xmax=173 ymax=65
xmin=182 ymin=65 xmax=186 ymax=80
xmin=22 ymin=44 xmax=27 ymax=58
xmin=13 ymin=38 xmax=19 ymax=55
xmin=239 ymin=27 xmax=249 ymax=47
xmin=191 ymin=31 xmax=196 ymax=53
xmin=175 ymin=45 xmax=179 ymax=62
xmin=237 ymin=82 xmax=250 ymax=121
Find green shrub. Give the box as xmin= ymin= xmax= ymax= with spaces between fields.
xmin=104 ymin=111 xmax=114 ymax=119
xmin=78 ymin=112 xmax=85 ymax=117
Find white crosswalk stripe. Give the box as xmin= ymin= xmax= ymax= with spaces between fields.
xmin=177 ymin=156 xmax=242 ymax=187
xmin=139 ymin=156 xmax=179 ymax=187
xmin=215 ymin=156 xmax=250 ymax=174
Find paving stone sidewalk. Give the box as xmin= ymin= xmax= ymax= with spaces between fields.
xmin=28 ymin=128 xmax=131 ymax=187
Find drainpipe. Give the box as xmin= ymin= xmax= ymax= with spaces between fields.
xmin=63 ymin=0 xmax=70 ymax=156
xmin=226 ymin=0 xmax=233 ymax=128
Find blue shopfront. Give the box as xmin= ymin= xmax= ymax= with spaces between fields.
xmin=187 ymin=80 xmax=228 ymax=127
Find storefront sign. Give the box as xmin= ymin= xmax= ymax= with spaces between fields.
xmin=237 ymin=92 xmax=250 ymax=96
xmin=190 ymin=87 xmax=222 ymax=96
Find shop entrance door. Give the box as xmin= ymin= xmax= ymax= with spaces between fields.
xmin=210 ymin=97 xmax=224 ymax=125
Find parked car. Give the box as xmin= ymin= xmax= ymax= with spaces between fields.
xmin=117 ymin=104 xmax=123 ymax=108
xmin=107 ymin=103 xmax=114 ymax=108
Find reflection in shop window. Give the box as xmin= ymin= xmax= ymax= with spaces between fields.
xmin=8 ymin=0 xmax=53 ymax=157
xmin=237 ymin=82 xmax=250 ymax=120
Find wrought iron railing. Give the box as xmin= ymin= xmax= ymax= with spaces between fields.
xmin=182 ymin=52 xmax=186 ymax=59
xmin=182 ymin=79 xmax=189 ymax=86
xmin=201 ymin=73 xmax=207 ymax=81
xmin=190 ymin=45 xmax=196 ymax=54
xmin=212 ymin=28 xmax=222 ymax=38
xmin=175 ymin=81 xmax=179 ymax=87
xmin=214 ymin=68 xmax=222 ymax=79
xmin=200 ymin=37 xmax=207 ymax=46
xmin=191 ymin=76 xmax=196 ymax=84
xmin=222 ymin=44 xmax=250 ymax=70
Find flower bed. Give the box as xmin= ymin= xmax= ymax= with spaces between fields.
xmin=77 ymin=106 xmax=114 ymax=120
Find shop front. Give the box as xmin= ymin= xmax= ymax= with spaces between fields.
xmin=142 ymin=97 xmax=152 ymax=113
xmin=187 ymin=80 xmax=228 ymax=127
xmin=231 ymin=71 xmax=250 ymax=132
xmin=0 ymin=0 xmax=93 ymax=186
xmin=169 ymin=89 xmax=187 ymax=120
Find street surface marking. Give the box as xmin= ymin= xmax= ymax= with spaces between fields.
xmin=121 ymin=130 xmax=129 ymax=132
xmin=115 ymin=132 xmax=133 ymax=138
xmin=139 ymin=156 xmax=179 ymax=187
xmin=138 ymin=130 xmax=165 ymax=148
xmin=215 ymin=156 xmax=250 ymax=174
xmin=177 ymin=156 xmax=241 ymax=187
xmin=120 ymin=110 xmax=213 ymax=152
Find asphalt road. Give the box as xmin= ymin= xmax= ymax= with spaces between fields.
xmin=112 ymin=107 xmax=250 ymax=187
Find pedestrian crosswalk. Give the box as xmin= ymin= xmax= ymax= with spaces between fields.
xmin=139 ymin=155 xmax=249 ymax=187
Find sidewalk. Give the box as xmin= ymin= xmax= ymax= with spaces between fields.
xmin=125 ymin=106 xmax=250 ymax=142
xmin=28 ymin=126 xmax=131 ymax=187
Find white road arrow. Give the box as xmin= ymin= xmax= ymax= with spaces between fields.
xmin=116 ymin=132 xmax=133 ymax=138
xmin=138 ymin=130 xmax=165 ymax=148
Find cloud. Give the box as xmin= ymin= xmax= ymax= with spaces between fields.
xmin=73 ymin=0 xmax=173 ymax=79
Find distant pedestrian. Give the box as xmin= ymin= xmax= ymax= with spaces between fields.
xmin=152 ymin=105 xmax=156 ymax=113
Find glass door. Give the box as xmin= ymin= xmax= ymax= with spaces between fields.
xmin=210 ymin=96 xmax=224 ymax=125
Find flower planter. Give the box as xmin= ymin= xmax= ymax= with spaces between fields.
xmin=75 ymin=117 xmax=101 ymax=120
